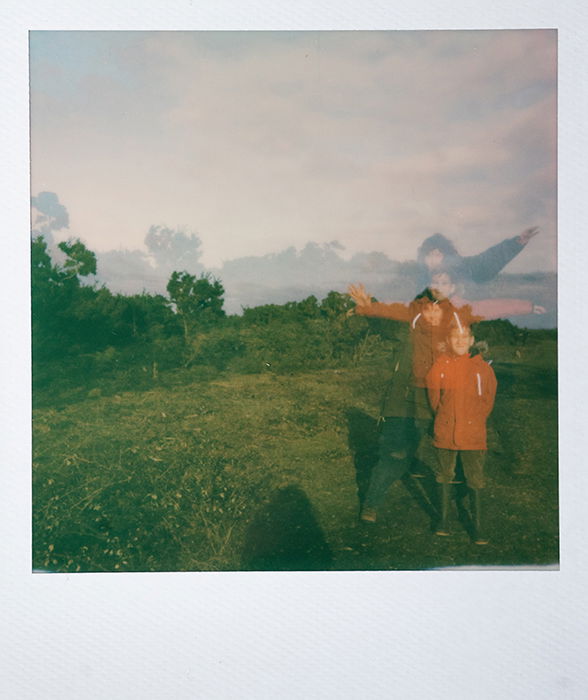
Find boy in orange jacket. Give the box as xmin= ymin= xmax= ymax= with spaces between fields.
xmin=426 ymin=322 xmax=497 ymax=544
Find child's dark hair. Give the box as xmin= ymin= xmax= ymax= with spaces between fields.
xmin=414 ymin=287 xmax=442 ymax=303
xmin=417 ymin=234 xmax=459 ymax=264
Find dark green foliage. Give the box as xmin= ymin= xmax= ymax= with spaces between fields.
xmin=241 ymin=294 xmax=321 ymax=324
xmin=32 ymin=235 xmax=98 ymax=360
xmin=193 ymin=328 xmax=246 ymax=371
xmin=320 ymin=290 xmax=354 ymax=319
xmin=167 ymin=270 xmax=225 ymax=342
xmin=227 ymin=293 xmax=372 ymax=372
xmin=364 ymin=314 xmax=405 ymax=341
xmin=287 ymin=294 xmax=320 ymax=319
xmin=31 ymin=236 xmax=185 ymax=399
xmin=57 ymin=239 xmax=97 ymax=277
xmin=241 ymin=303 xmax=290 ymax=325
xmin=471 ymin=319 xmax=529 ymax=346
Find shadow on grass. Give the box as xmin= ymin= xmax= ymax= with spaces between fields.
xmin=345 ymin=408 xmax=380 ymax=508
xmin=241 ymin=485 xmax=332 ymax=571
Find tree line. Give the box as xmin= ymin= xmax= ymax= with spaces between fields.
xmin=32 ymin=235 xmax=377 ymax=399
xmin=32 ymin=234 xmax=536 ymax=405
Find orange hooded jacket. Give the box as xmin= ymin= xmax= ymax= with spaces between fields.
xmin=426 ymin=352 xmax=497 ymax=451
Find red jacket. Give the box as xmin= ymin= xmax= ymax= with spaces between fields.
xmin=426 ymin=352 xmax=497 ymax=450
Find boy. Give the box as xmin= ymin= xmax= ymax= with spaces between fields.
xmin=426 ymin=323 xmax=497 ymax=544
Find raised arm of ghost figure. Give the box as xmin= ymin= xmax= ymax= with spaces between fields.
xmin=518 ymin=227 xmax=540 ymax=246
xmin=460 ymin=226 xmax=540 ymax=283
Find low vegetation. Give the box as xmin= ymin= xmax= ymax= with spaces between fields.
xmin=33 ymin=324 xmax=557 ymax=571
xmin=32 ymin=234 xmax=558 ymax=571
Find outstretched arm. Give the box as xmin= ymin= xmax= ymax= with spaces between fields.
xmin=459 ymin=227 xmax=540 ymax=283
xmin=468 ymin=298 xmax=546 ymax=320
xmin=347 ymin=284 xmax=413 ymax=322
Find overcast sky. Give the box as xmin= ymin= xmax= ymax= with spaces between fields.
xmin=29 ymin=30 xmax=556 ymax=271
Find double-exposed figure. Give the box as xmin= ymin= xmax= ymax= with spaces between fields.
xmin=348 ymin=227 xmax=544 ymax=544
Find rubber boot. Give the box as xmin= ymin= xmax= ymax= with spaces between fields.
xmin=470 ymin=489 xmax=489 ymax=545
xmin=435 ymin=483 xmax=451 ymax=536
xmin=409 ymin=459 xmax=427 ymax=479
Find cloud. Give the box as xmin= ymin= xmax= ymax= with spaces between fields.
xmin=31 ymin=191 xmax=69 ymax=229
xmin=29 ymin=30 xmax=556 ymax=270
xmin=31 ymin=191 xmax=70 ymax=246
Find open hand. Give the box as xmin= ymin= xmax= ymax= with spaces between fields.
xmin=347 ymin=283 xmax=372 ymax=307
xmin=532 ymin=304 xmax=546 ymax=314
xmin=518 ymin=226 xmax=540 ymax=245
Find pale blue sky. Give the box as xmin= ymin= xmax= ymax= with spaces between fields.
xmin=30 ymin=30 xmax=556 ymax=270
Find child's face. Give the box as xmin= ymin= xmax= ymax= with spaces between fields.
xmin=424 ymin=248 xmax=444 ymax=270
xmin=448 ymin=328 xmax=474 ymax=356
xmin=421 ymin=303 xmax=443 ymax=327
xmin=430 ymin=272 xmax=456 ymax=300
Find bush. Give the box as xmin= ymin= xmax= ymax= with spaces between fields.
xmin=192 ymin=329 xmax=246 ymax=371
xmin=471 ymin=319 xmax=526 ymax=347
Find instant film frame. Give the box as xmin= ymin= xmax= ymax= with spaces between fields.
xmin=29 ymin=28 xmax=558 ymax=573
xmin=3 ymin=2 xmax=586 ymax=698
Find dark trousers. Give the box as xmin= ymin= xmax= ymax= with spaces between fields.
xmin=434 ymin=448 xmax=486 ymax=490
xmin=363 ymin=416 xmax=430 ymax=509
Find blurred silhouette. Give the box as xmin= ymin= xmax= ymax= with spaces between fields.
xmin=345 ymin=408 xmax=380 ymax=506
xmin=346 ymin=406 xmax=438 ymax=529
xmin=241 ymin=485 xmax=332 ymax=570
xmin=415 ymin=227 xmax=539 ymax=292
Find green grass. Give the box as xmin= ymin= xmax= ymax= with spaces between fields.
xmin=32 ymin=336 xmax=558 ymax=572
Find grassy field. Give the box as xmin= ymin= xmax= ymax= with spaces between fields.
xmin=32 ymin=334 xmax=558 ymax=572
